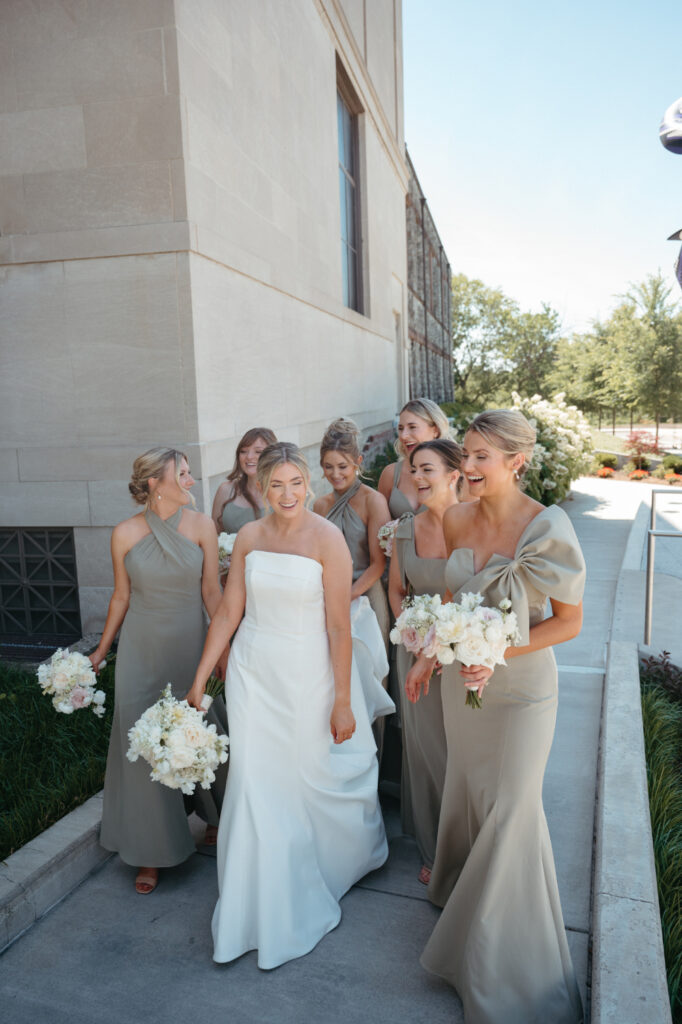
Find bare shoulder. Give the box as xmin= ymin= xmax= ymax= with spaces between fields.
xmin=377 ymin=463 xmax=395 ymax=496
xmin=362 ymin=483 xmax=389 ymax=516
xmin=310 ymin=512 xmax=349 ymax=558
xmin=111 ymin=512 xmax=147 ymax=555
xmin=443 ymin=501 xmax=477 ymax=540
xmin=213 ymin=480 xmax=235 ymax=503
xmin=313 ymin=492 xmax=334 ymax=516
xmin=185 ymin=508 xmax=215 ymax=540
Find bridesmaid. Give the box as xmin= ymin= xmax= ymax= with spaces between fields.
xmin=211 ymin=427 xmax=277 ymax=535
xmin=388 ymin=439 xmax=462 ymax=885
xmin=90 ymin=448 xmax=227 ymax=895
xmin=378 ymin=398 xmax=452 ymax=518
xmin=313 ymin=419 xmax=393 ymax=750
xmin=314 ymin=418 xmax=391 ymax=641
xmin=406 ymin=410 xmax=586 ymax=1024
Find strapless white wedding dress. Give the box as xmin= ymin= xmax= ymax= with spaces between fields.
xmin=212 ymin=551 xmax=389 ymax=969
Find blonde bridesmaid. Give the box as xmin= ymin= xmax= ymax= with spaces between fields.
xmin=388 ymin=439 xmax=462 ymax=885
xmin=90 ymin=449 xmax=227 ymax=895
xmin=378 ymin=399 xmax=451 ymax=518
xmin=406 ymin=410 xmax=585 ymax=1024
xmin=211 ymin=428 xmax=277 ymax=535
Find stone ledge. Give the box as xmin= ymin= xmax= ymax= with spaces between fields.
xmin=591 ymin=638 xmax=671 ymax=1023
xmin=0 ymin=792 xmax=112 ymax=954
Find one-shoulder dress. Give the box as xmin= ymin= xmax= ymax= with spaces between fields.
xmin=212 ymin=551 xmax=389 ymax=968
xmin=100 ymin=509 xmax=227 ymax=867
xmin=393 ymin=514 xmax=447 ymax=868
xmin=422 ymin=504 xmax=586 ymax=1024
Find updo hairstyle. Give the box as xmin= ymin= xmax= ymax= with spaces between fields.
xmin=129 ymin=448 xmax=190 ymax=508
xmin=409 ymin=438 xmax=465 ymax=494
xmin=466 ymin=409 xmax=536 ymax=483
xmin=319 ymin=417 xmax=362 ymax=465
xmin=256 ymin=442 xmax=312 ymax=506
xmin=227 ymin=426 xmax=277 ymax=514
xmin=395 ymin=398 xmax=451 ymax=458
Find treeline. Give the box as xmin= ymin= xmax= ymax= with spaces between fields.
xmin=451 ymin=272 xmax=682 ymax=437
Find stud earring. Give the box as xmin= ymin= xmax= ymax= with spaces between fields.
xmin=157 ymin=493 xmax=162 ymax=500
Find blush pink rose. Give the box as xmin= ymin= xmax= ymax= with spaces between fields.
xmin=69 ymin=686 xmax=91 ymax=709
xmin=401 ymin=626 xmax=422 ymax=655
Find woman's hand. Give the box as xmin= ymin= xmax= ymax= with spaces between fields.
xmin=331 ymin=701 xmax=356 ymax=744
xmin=88 ymin=650 xmax=106 ymax=675
xmin=405 ymin=654 xmax=436 ymax=703
xmin=213 ymin=645 xmax=229 ymax=682
xmin=185 ymin=680 xmax=206 ymax=710
xmin=459 ymin=664 xmax=494 ymax=700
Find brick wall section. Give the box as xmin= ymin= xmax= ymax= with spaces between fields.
xmin=405 ymin=149 xmax=454 ymax=402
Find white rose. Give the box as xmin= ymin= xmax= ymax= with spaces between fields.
xmin=456 ymin=635 xmax=491 ymax=667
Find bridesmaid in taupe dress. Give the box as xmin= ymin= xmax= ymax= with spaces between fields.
xmin=90 ymin=448 xmax=226 ymax=895
xmin=378 ymin=398 xmax=452 ymax=518
xmin=388 ymin=439 xmax=463 ymax=885
xmin=211 ymin=427 xmax=277 ymax=536
xmin=406 ymin=410 xmax=586 ymax=1024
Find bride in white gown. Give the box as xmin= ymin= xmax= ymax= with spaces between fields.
xmin=187 ymin=442 xmax=389 ymax=969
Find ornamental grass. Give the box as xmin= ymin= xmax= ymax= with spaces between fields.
xmin=641 ymin=653 xmax=682 ymax=1021
xmin=0 ymin=656 xmax=115 ymax=861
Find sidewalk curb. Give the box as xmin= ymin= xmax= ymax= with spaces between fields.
xmin=591 ymin=505 xmax=672 ymax=1023
xmin=0 ymin=793 xmax=111 ymax=954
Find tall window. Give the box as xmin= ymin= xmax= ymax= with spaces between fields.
xmin=337 ymin=88 xmax=362 ymax=312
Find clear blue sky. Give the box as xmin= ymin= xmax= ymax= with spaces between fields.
xmin=403 ymin=0 xmax=682 ymax=334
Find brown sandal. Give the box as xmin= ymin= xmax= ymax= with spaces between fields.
xmin=418 ymin=865 xmax=431 ymax=885
xmin=203 ymin=825 xmax=218 ymax=846
xmin=135 ymin=868 xmax=159 ymax=894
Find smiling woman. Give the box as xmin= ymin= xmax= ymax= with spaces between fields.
xmin=186 ymin=441 xmax=390 ymax=969
xmin=378 ymin=399 xmax=452 ymax=518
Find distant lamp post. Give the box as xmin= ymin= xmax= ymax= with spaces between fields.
xmin=660 ymin=96 xmax=682 ymax=154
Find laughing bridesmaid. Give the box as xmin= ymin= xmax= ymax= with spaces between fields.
xmin=211 ymin=428 xmax=277 ymax=535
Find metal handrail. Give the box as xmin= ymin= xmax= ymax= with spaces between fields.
xmin=644 ymin=489 xmax=682 ymax=645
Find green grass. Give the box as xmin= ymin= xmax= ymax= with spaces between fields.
xmin=641 ymin=654 xmax=682 ymax=1021
xmin=591 ymin=429 xmax=627 ymax=453
xmin=0 ymin=656 xmax=115 ymax=862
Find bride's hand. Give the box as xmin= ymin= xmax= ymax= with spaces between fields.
xmin=405 ymin=655 xmax=436 ymax=703
xmin=185 ymin=681 xmax=206 ymax=710
xmin=331 ymin=702 xmax=356 ymax=744
xmin=459 ymin=664 xmax=494 ymax=700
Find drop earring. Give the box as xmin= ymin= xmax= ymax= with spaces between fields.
xmin=513 ymin=468 xmax=520 ymax=481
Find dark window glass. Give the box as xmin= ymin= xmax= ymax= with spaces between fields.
xmin=337 ymin=89 xmax=361 ymax=312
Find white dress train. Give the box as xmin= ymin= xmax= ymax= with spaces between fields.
xmin=212 ymin=551 xmax=389 ymax=969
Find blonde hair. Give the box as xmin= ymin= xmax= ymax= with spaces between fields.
xmin=226 ymin=427 xmax=277 ymax=514
xmin=129 ymin=448 xmax=194 ymax=508
xmin=467 ymin=409 xmax=536 ymax=482
xmin=256 ymin=442 xmax=312 ymax=506
xmin=395 ymin=398 xmax=451 ymax=457
xmin=320 ymin=417 xmax=362 ymax=465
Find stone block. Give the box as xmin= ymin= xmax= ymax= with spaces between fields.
xmin=0 ymin=106 xmax=86 ymax=176
xmin=0 ymin=482 xmax=90 ymax=528
xmin=0 ymin=174 xmax=26 ymax=235
xmin=74 ymin=527 xmax=114 ymax=588
xmin=591 ymin=892 xmax=671 ymax=1024
xmin=79 ymin=586 xmax=113 ymax=635
xmin=0 ymin=448 xmax=19 ymax=481
xmin=87 ymin=481 xmax=137 ymax=528
xmin=18 ymin=446 xmax=142 ymax=484
xmin=83 ymin=95 xmax=182 ymax=167
xmin=0 ymin=23 xmax=17 ymax=114
xmin=23 ymin=162 xmax=173 ymax=233
xmin=8 ymin=220 xmax=190 ymax=266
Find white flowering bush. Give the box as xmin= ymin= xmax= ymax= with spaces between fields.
xmin=511 ymin=392 xmax=593 ymax=505
xmin=37 ymin=648 xmax=106 ymax=717
xmin=127 ymin=684 xmax=229 ymax=795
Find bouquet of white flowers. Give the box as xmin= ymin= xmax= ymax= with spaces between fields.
xmin=389 ymin=593 xmax=443 ymax=654
xmin=218 ymin=532 xmax=237 ymax=572
xmin=378 ymin=519 xmax=400 ymax=557
xmin=127 ymin=684 xmax=229 ymax=794
xmin=36 ymin=648 xmax=106 ymax=717
xmin=390 ymin=592 xmax=521 ymax=708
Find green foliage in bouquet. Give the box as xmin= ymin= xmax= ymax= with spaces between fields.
xmin=641 ymin=652 xmax=682 ymax=1020
xmin=0 ymin=655 xmax=115 ymax=861
xmin=511 ymin=392 xmax=594 ymax=505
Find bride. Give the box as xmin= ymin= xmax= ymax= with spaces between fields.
xmin=187 ymin=442 xmax=388 ymax=969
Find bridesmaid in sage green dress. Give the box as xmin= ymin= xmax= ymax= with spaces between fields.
xmin=388 ymin=439 xmax=462 ymax=884
xmin=211 ymin=427 xmax=277 ymax=537
xmin=314 ymin=419 xmax=394 ymax=752
xmin=378 ymin=398 xmax=452 ymax=519
xmin=406 ymin=410 xmax=585 ymax=1024
xmin=90 ymin=448 xmax=226 ymax=895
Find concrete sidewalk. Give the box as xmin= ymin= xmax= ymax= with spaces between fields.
xmin=0 ymin=478 xmax=674 ymax=1023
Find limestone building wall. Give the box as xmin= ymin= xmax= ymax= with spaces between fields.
xmin=0 ymin=0 xmax=409 ymax=640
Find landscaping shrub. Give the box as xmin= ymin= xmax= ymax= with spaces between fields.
xmin=641 ymin=652 xmax=682 ymax=1019
xmin=627 ymin=430 xmax=660 ymax=470
xmin=364 ymin=441 xmax=398 ymax=490
xmin=511 ymin=392 xmax=594 ymax=505
xmin=596 ymin=466 xmax=614 ymax=478
xmin=594 ymin=452 xmax=618 ymax=469
xmin=628 ymin=469 xmax=650 ymax=481
xmin=663 ymin=454 xmax=682 ymax=474
xmin=0 ymin=655 xmax=115 ymax=861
